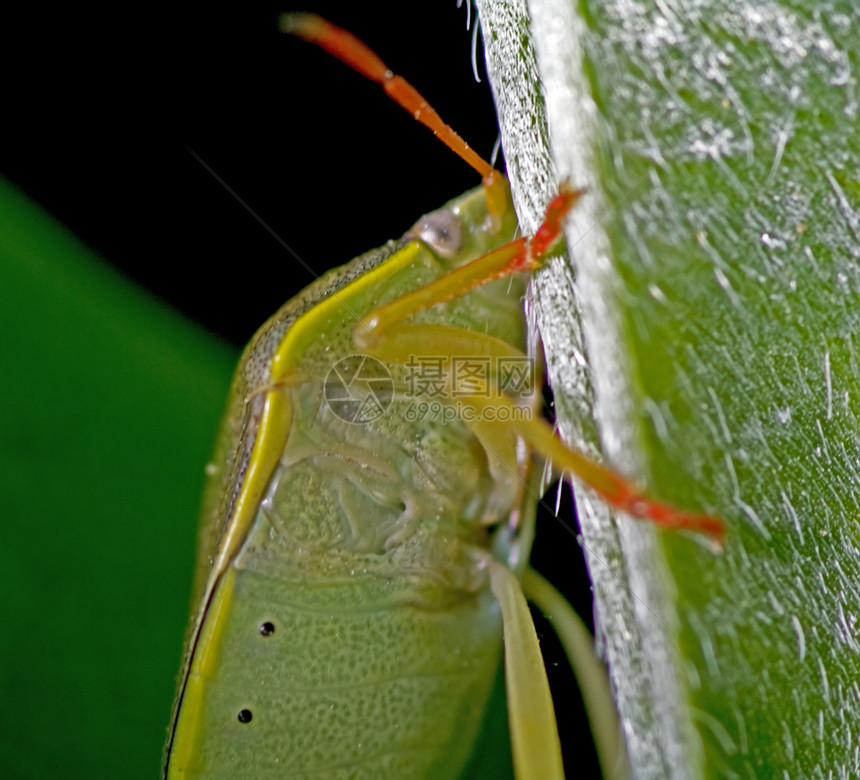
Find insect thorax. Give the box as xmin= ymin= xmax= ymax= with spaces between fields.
xmin=224 ymin=186 xmax=527 ymax=607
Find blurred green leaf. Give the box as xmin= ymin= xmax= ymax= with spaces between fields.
xmin=0 ymin=179 xmax=236 ymax=777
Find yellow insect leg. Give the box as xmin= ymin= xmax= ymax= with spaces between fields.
xmin=523 ymin=567 xmax=629 ymax=780
xmin=489 ymin=561 xmax=565 ymax=780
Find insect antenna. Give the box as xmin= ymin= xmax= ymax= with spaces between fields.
xmin=279 ymin=13 xmax=507 ymax=218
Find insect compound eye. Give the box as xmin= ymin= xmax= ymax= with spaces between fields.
xmin=408 ymin=208 xmax=464 ymax=258
xmin=259 ymin=621 xmax=275 ymax=637
xmin=237 ymin=709 xmax=253 ymax=724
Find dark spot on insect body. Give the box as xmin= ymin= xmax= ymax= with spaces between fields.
xmin=259 ymin=621 xmax=275 ymax=637
xmin=237 ymin=709 xmax=253 ymax=724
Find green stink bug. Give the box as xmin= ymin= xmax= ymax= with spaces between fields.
xmin=164 ymin=13 xmax=724 ymax=780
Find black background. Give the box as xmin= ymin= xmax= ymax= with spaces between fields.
xmin=3 ymin=2 xmax=601 ymax=775
xmin=4 ymin=2 xmax=507 ymax=343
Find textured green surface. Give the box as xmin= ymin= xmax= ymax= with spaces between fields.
xmin=595 ymin=4 xmax=860 ymax=776
xmin=481 ymin=0 xmax=860 ymax=776
xmin=0 ymin=179 xmax=235 ymax=777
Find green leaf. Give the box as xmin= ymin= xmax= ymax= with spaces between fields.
xmin=481 ymin=0 xmax=860 ymax=776
xmin=0 ymin=179 xmax=236 ymax=777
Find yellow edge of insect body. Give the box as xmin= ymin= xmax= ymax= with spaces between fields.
xmin=169 ymin=568 xmax=238 ymax=777
xmin=271 ymin=241 xmax=425 ymax=379
xmin=199 ymin=396 xmax=292 ymax=622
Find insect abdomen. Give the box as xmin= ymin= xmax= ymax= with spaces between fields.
xmin=174 ymin=564 xmax=502 ymax=778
